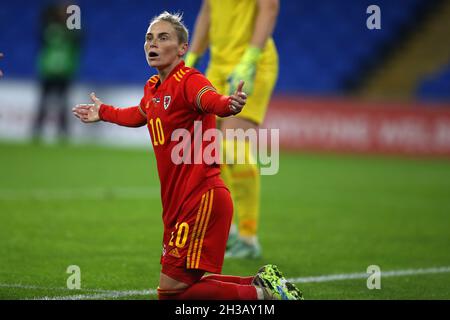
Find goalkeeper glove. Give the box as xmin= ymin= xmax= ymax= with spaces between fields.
xmin=185 ymin=52 xmax=200 ymax=69
xmin=228 ymin=46 xmax=262 ymax=95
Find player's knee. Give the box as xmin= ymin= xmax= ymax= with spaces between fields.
xmin=159 ymin=272 xmax=189 ymax=290
xmin=157 ymin=286 xmax=187 ymax=300
xmin=157 ymin=272 xmax=190 ymax=300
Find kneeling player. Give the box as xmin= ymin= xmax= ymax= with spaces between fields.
xmin=72 ymin=11 xmax=302 ymax=300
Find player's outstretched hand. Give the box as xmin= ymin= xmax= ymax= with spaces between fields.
xmin=72 ymin=92 xmax=103 ymax=123
xmin=229 ymin=80 xmax=247 ymax=115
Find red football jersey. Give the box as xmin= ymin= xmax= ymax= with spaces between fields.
xmin=99 ymin=61 xmax=234 ymax=229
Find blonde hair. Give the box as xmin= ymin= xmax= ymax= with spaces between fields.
xmin=149 ymin=11 xmax=189 ymax=44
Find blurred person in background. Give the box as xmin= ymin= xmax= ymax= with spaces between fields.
xmin=33 ymin=2 xmax=82 ymax=142
xmin=185 ymin=0 xmax=279 ymax=259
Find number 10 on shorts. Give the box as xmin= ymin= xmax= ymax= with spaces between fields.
xmin=169 ymin=222 xmax=189 ymax=248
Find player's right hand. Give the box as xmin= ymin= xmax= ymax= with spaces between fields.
xmin=72 ymin=92 xmax=103 ymax=123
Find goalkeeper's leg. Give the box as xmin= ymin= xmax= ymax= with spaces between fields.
xmin=221 ymin=117 xmax=262 ymax=259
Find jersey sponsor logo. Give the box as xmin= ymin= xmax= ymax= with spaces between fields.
xmin=164 ymin=96 xmax=171 ymax=110
xmin=152 ymin=97 xmax=160 ymax=104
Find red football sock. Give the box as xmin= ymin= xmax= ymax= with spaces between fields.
xmin=158 ymin=278 xmax=258 ymax=300
xmin=201 ymin=274 xmax=254 ymax=285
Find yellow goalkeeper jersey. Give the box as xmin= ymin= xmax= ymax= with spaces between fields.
xmin=208 ymin=0 xmax=278 ymax=67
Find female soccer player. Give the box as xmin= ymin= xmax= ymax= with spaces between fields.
xmin=72 ymin=12 xmax=301 ymax=300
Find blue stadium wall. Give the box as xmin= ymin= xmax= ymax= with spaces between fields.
xmin=1 ymin=0 xmax=445 ymax=98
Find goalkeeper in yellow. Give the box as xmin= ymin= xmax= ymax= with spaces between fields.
xmin=185 ymin=0 xmax=279 ymax=258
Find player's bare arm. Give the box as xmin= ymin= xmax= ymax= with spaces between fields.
xmin=184 ymin=0 xmax=210 ymax=67
xmin=189 ymin=0 xmax=210 ymax=55
xmin=227 ymin=0 xmax=279 ymax=95
xmin=252 ymin=0 xmax=279 ymax=49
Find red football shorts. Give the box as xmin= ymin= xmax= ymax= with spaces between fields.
xmin=160 ymin=186 xmax=233 ymax=285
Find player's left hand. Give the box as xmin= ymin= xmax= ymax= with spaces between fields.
xmin=184 ymin=51 xmax=200 ymax=69
xmin=229 ymin=80 xmax=247 ymax=115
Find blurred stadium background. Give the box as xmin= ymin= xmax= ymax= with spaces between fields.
xmin=0 ymin=0 xmax=449 ymax=299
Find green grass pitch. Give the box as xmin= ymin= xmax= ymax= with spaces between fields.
xmin=1 ymin=142 xmax=449 ymax=299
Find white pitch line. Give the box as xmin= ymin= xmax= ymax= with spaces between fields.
xmin=0 ymin=283 xmax=119 ymax=293
xmin=0 ymin=186 xmax=159 ymax=200
xmin=285 ymin=266 xmax=450 ymax=283
xmin=0 ymin=283 xmax=156 ymax=300
xmin=38 ymin=289 xmax=156 ymax=300
xmin=20 ymin=265 xmax=450 ymax=300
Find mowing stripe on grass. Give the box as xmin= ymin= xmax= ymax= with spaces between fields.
xmin=21 ymin=265 xmax=450 ymax=300
xmin=0 ymin=187 xmax=159 ymax=200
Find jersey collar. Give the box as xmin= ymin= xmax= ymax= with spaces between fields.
xmin=149 ymin=61 xmax=186 ymax=93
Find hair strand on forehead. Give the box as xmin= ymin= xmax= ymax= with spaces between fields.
xmin=149 ymin=11 xmax=189 ymax=44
